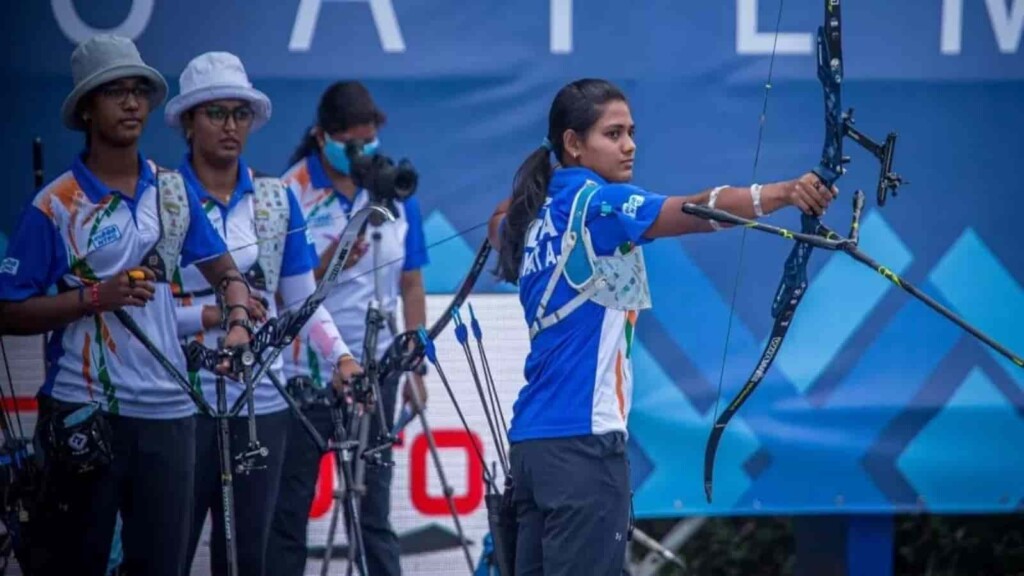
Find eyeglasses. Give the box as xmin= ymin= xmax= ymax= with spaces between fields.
xmin=97 ymin=83 xmax=155 ymax=105
xmin=199 ymin=105 xmax=255 ymax=127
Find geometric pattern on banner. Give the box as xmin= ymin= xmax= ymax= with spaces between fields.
xmin=630 ymin=339 xmax=761 ymax=514
xmin=420 ymin=210 xmax=516 ymax=295
xmin=421 ymin=210 xmax=476 ymax=293
xmin=929 ymin=228 xmax=1024 ymax=390
xmin=628 ymin=218 xmax=1024 ymax=515
xmin=895 ymin=366 xmax=1024 ymax=511
xmin=773 ymin=211 xmax=913 ymax=394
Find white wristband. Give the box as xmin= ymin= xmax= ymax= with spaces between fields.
xmin=750 ymin=183 xmax=765 ymax=218
xmin=706 ymin=185 xmax=728 ymax=231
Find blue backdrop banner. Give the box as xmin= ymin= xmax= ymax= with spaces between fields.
xmin=0 ymin=0 xmax=1022 ymax=516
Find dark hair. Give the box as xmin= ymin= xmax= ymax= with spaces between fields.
xmin=496 ymin=78 xmax=627 ymax=284
xmin=288 ymin=81 xmax=387 ymax=167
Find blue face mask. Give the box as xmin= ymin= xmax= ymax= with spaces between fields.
xmin=322 ymin=135 xmax=380 ymax=175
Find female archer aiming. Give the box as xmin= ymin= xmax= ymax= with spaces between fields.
xmin=487 ymin=78 xmax=836 ymax=575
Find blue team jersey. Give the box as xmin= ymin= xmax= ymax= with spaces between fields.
xmin=0 ymin=153 xmax=226 ymax=419
xmin=508 ymin=167 xmax=666 ymax=442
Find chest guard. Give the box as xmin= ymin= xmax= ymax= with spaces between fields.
xmin=142 ymin=170 xmax=190 ymax=288
xmin=529 ymin=180 xmax=652 ymax=339
xmin=245 ymin=176 xmax=291 ymax=293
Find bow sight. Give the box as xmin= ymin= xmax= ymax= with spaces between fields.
xmin=814 ymin=2 xmax=904 ymax=206
xmin=841 ymin=109 xmax=903 ymax=206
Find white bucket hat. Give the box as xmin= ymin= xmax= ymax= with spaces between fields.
xmin=61 ymin=34 xmax=168 ymax=131
xmin=164 ymin=51 xmax=272 ymax=131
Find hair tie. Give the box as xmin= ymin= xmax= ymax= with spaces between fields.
xmin=541 ymin=137 xmax=553 ymax=151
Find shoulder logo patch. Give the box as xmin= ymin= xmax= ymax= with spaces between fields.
xmin=622 ymin=194 xmax=645 ymax=218
xmin=0 ymin=258 xmax=20 ymax=276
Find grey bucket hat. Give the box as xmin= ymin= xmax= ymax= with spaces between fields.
xmin=60 ymin=34 xmax=168 ymax=131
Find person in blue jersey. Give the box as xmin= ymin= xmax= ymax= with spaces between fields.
xmin=0 ymin=35 xmax=253 ymax=576
xmin=267 ymin=81 xmax=430 ymax=576
xmin=162 ymin=52 xmax=364 ymax=576
xmin=487 ymin=78 xmax=836 ymax=575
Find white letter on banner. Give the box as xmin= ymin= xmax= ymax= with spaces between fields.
xmin=736 ymin=0 xmax=812 ymax=55
xmin=551 ymin=0 xmax=573 ymax=54
xmin=52 ymin=0 xmax=154 ymax=43
xmin=942 ymin=0 xmax=1023 ymax=54
xmin=985 ymin=0 xmax=1023 ymax=53
xmin=941 ymin=0 xmax=963 ymax=54
xmin=290 ymin=0 xmax=406 ymax=53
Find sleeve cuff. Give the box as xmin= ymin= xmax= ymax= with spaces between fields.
xmin=176 ymin=304 xmax=206 ymax=337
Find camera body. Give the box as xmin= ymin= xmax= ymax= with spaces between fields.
xmin=344 ymin=141 xmax=419 ymax=210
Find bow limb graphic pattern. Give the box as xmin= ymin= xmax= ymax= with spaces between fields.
xmin=692 ymin=0 xmax=1023 ymax=504
xmin=695 ymin=0 xmax=905 ymax=504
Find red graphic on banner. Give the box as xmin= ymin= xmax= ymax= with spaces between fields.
xmin=310 ymin=452 xmax=335 ymax=519
xmin=308 ymin=428 xmax=485 ymax=520
xmin=410 ymin=430 xmax=484 ymax=515
xmin=2 ymin=397 xmax=37 ymax=411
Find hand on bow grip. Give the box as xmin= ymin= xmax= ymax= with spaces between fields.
xmin=331 ymin=354 xmax=365 ymax=394
xmin=183 ymin=340 xmax=254 ymax=379
xmin=219 ymin=344 xmax=255 ymax=379
xmin=786 ymin=173 xmax=838 ymax=218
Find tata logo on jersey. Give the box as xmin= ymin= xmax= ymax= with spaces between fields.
xmin=308 ymin=428 xmax=485 ymax=519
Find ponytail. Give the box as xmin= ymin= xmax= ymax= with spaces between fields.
xmin=496 ymin=146 xmax=553 ymax=284
xmin=287 ymin=127 xmax=319 ymax=169
xmin=494 ymin=78 xmax=627 ymax=285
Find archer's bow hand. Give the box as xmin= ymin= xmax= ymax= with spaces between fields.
xmin=332 ymin=354 xmax=364 ymax=394
xmin=778 ymin=173 xmax=838 ymax=217
xmin=217 ymin=322 xmax=253 ymax=376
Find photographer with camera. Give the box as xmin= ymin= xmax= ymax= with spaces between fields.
xmin=267 ymin=81 xmax=428 ymax=576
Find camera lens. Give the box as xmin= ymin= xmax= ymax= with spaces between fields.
xmin=393 ymin=159 xmax=418 ymax=198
